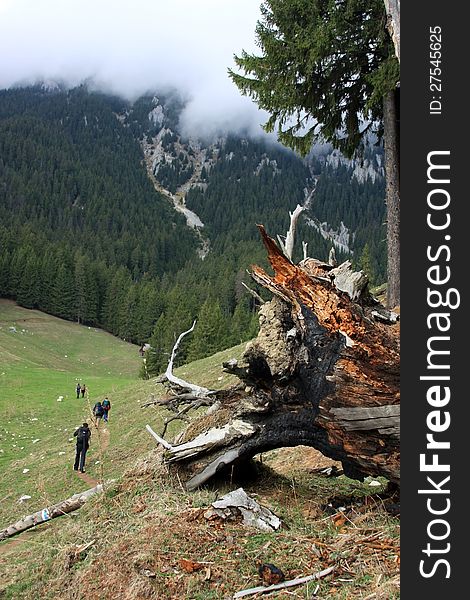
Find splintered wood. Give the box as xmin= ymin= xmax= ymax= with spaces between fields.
xmin=146 ymin=224 xmax=400 ymax=488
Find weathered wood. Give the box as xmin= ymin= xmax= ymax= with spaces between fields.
xmin=371 ymin=308 xmax=399 ymax=324
xmin=329 ymin=261 xmax=368 ymax=301
xmin=383 ymin=0 xmax=400 ymax=62
xmin=204 ymin=487 xmax=281 ymax=531
xmin=328 ymin=247 xmax=337 ymax=266
xmin=164 ymin=321 xmax=212 ymax=398
xmin=0 ymin=482 xmax=109 ymax=541
xmin=232 ymin=566 xmax=336 ymax=599
xmin=276 ymin=203 xmax=304 ymax=261
xmin=302 ymin=241 xmax=308 ymax=261
xmin=146 ymin=424 xmax=174 ymax=450
xmin=166 ymin=420 xmax=256 ymax=462
xmin=241 ymin=282 xmax=266 ymax=305
xmin=148 ymin=225 xmax=400 ymax=488
xmin=329 ymin=406 xmax=400 ymax=420
xmin=187 ymin=449 xmax=242 ymax=491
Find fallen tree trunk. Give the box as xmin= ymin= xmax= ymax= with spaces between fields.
xmin=149 ymin=226 xmax=399 ymax=489
xmin=0 ymin=482 xmax=109 ymax=541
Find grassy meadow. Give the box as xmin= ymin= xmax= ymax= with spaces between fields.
xmin=0 ymin=300 xmax=399 ymax=599
xmin=0 ymin=299 xmax=244 ymax=525
xmin=0 ymin=299 xmax=139 ymax=521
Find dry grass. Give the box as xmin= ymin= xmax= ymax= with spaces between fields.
xmin=0 ymin=447 xmax=399 ymax=600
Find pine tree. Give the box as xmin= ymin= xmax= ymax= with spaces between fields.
xmin=187 ymin=298 xmax=228 ymax=362
xmin=145 ymin=312 xmax=169 ymax=376
xmin=230 ymin=298 xmax=254 ymax=345
xmin=0 ymin=251 xmax=11 ymax=298
xmin=102 ymin=266 xmax=132 ymax=335
xmin=17 ymin=252 xmax=40 ymax=309
xmin=359 ymin=243 xmax=374 ymax=284
xmin=229 ymin=0 xmax=400 ymax=305
xmin=134 ymin=281 xmax=162 ymax=343
xmin=52 ymin=256 xmax=76 ymax=320
xmin=74 ymin=252 xmax=88 ymax=324
xmin=229 ymin=0 xmax=398 ymax=156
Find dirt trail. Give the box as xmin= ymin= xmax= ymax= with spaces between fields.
xmin=0 ymin=529 xmax=40 ymax=558
xmin=77 ymin=423 xmax=110 ymax=487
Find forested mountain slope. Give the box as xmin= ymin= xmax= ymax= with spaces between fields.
xmin=0 ymin=85 xmax=386 ymax=374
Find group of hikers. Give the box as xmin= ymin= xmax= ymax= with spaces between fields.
xmin=72 ymin=388 xmax=112 ymax=473
xmin=75 ymin=383 xmax=86 ymax=398
xmin=93 ymin=397 xmax=111 ymax=423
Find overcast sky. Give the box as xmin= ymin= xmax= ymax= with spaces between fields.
xmin=0 ymin=0 xmax=268 ymax=136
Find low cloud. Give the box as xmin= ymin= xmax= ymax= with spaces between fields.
xmin=0 ymin=0 xmax=269 ymax=136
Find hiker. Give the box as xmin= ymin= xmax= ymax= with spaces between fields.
xmin=93 ymin=401 xmax=104 ymax=424
xmin=102 ymin=397 xmax=111 ymax=423
xmin=76 ymin=383 xmax=81 ymax=399
xmin=80 ymin=384 xmax=86 ymax=398
xmin=73 ymin=422 xmax=91 ymax=473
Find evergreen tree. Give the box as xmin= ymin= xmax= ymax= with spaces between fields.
xmin=230 ymin=297 xmax=255 ymax=345
xmin=134 ymin=281 xmax=162 ymax=343
xmin=229 ymin=0 xmax=400 ymax=305
xmin=359 ymin=243 xmax=374 ymax=284
xmin=17 ymin=251 xmax=40 ymax=309
xmin=229 ymin=0 xmax=398 ymax=156
xmin=74 ymin=252 xmax=88 ymax=324
xmin=0 ymin=251 xmax=10 ymax=297
xmin=52 ymin=255 xmax=76 ymax=320
xmin=187 ymin=298 xmax=228 ymax=362
xmin=145 ymin=312 xmax=169 ymax=376
xmin=119 ymin=284 xmax=139 ymax=341
xmin=102 ymin=266 xmax=132 ymax=335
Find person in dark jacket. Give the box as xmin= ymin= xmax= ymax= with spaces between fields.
xmin=73 ymin=423 xmax=91 ymax=473
xmin=76 ymin=383 xmax=81 ymax=399
xmin=93 ymin=401 xmax=104 ymax=424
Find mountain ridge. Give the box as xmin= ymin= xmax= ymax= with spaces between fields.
xmin=0 ymin=84 xmax=386 ymax=373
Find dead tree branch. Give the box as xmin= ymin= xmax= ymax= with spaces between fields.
xmin=163 ymin=321 xmax=211 ymax=397
xmin=276 ymin=203 xmax=304 ymax=261
xmin=241 ymin=281 xmax=266 ymax=305
xmin=232 ymin=565 xmax=336 ymax=599
xmin=0 ymin=481 xmax=114 ymax=541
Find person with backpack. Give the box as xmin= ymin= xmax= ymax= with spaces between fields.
xmin=76 ymin=383 xmax=81 ymax=399
xmin=102 ymin=397 xmax=111 ymax=423
xmin=80 ymin=384 xmax=86 ymax=398
xmin=73 ymin=422 xmax=91 ymax=473
xmin=93 ymin=401 xmax=104 ymax=424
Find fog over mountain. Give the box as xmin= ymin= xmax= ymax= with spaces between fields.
xmin=0 ymin=0 xmax=267 ymax=136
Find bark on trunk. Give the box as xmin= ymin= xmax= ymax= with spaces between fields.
xmin=149 ymin=227 xmax=400 ymax=490
xmin=384 ymin=88 xmax=400 ymax=309
xmin=383 ymin=0 xmax=400 ymax=62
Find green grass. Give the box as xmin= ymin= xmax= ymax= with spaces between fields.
xmin=0 ymin=300 xmax=139 ymax=521
xmin=0 ymin=299 xmax=244 ymax=526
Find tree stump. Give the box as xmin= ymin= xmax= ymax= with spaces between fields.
xmin=152 ymin=226 xmax=399 ymax=489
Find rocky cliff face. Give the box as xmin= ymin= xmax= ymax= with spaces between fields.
xmin=120 ymin=93 xmax=385 ymax=277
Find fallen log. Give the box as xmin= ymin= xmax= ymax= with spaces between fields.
xmin=149 ymin=225 xmax=399 ymax=489
xmin=0 ymin=481 xmax=112 ymax=541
